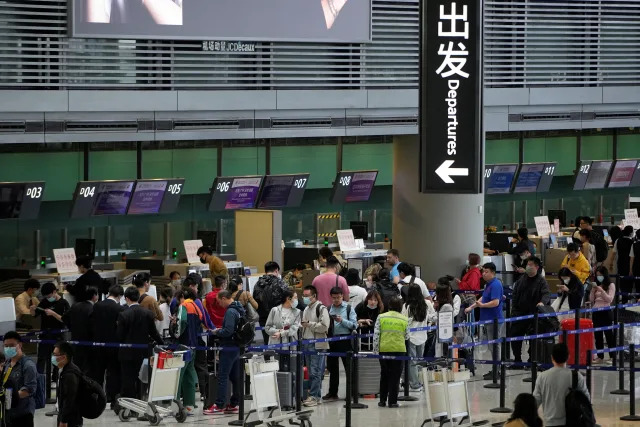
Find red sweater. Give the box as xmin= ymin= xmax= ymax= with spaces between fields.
xmin=459 ymin=267 xmax=482 ymax=291
xmin=205 ymin=288 xmax=226 ymax=328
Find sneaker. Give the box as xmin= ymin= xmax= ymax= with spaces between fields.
xmin=410 ymin=386 xmax=424 ymax=393
xmin=378 ymin=402 xmax=386 ymax=407
xmin=389 ymin=403 xmax=400 ymax=408
xmin=592 ymin=358 xmax=604 ymax=365
xmin=185 ymin=406 xmax=195 ymax=416
xmin=45 ymin=409 xmax=58 ymax=417
xmin=303 ymin=397 xmax=319 ymax=407
xmin=302 ymin=396 xmax=315 ymax=406
xmin=483 ymin=372 xmax=494 ymax=381
xmin=322 ymin=393 xmax=339 ymax=401
xmin=224 ymin=405 xmax=239 ymax=414
xmin=203 ymin=404 xmax=225 ymax=415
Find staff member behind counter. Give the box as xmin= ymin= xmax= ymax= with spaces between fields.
xmin=197 ymin=246 xmax=228 ymax=279
xmin=15 ymin=279 xmax=40 ymax=322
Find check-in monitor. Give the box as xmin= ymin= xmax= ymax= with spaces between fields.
xmin=330 ymin=171 xmax=378 ymax=204
xmin=513 ymin=162 xmax=556 ymax=193
xmin=486 ymin=164 xmax=518 ymax=195
xmin=207 ymin=176 xmax=264 ymax=211
xmin=609 ymin=160 xmax=639 ymax=188
xmin=257 ymin=174 xmax=310 ymax=209
xmin=349 ymin=221 xmax=369 ymax=241
xmin=0 ymin=182 xmax=45 ymax=220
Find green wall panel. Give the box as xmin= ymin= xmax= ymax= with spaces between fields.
xmin=171 ymin=148 xmax=217 ymax=195
xmin=0 ymin=152 xmax=82 ymax=201
xmin=581 ymin=135 xmax=613 ymax=160
xmin=618 ymin=134 xmax=640 ymax=159
xmin=142 ymin=150 xmax=173 ymax=179
xmin=524 ymin=136 xmax=576 ymax=176
xmin=270 ymin=145 xmax=336 ymax=189
xmin=486 ymin=138 xmax=519 ymax=164
xmin=343 ymin=143 xmax=392 ymax=186
xmin=221 ymin=147 xmax=266 ymax=177
xmin=90 ymin=151 xmax=137 ymax=181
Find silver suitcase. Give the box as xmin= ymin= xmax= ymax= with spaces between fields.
xmin=357 ymin=352 xmax=380 ymax=396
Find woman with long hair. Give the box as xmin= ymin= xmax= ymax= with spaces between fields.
xmin=589 ymin=265 xmax=616 ymax=364
xmin=557 ymin=267 xmax=585 ymax=310
xmin=504 ymin=393 xmax=543 ymax=427
xmin=355 ymin=290 xmax=384 ymax=351
xmin=401 ymin=284 xmax=434 ymax=391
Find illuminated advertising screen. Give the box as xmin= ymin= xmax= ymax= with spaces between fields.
xmin=486 ymin=165 xmax=517 ymax=195
xmin=127 ymin=180 xmax=167 ymax=215
xmin=92 ymin=181 xmax=134 ymax=216
xmin=609 ymin=160 xmax=639 ymax=188
xmin=330 ymin=171 xmax=378 ymax=204
xmin=71 ymin=0 xmax=372 ymax=42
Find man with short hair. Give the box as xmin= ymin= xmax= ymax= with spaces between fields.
xmin=301 ymin=285 xmax=330 ymax=407
xmin=323 ymin=286 xmax=357 ymax=402
xmin=17 ymin=278 xmax=40 ymax=322
xmin=560 ymin=242 xmax=591 ymax=284
xmin=204 ymin=291 xmax=245 ymax=416
xmin=117 ymin=287 xmax=164 ymax=400
xmin=397 ymin=262 xmax=429 ymax=299
xmin=2 ymin=331 xmax=38 ymax=427
xmin=534 ymin=343 xmax=590 ymax=426
xmin=52 ymin=341 xmax=83 ymax=427
xmin=69 ymin=256 xmax=102 ymax=302
xmin=386 ymin=249 xmax=401 ymax=283
xmin=134 ymin=273 xmax=164 ymax=322
xmin=34 ymin=282 xmax=70 ymax=378
xmin=311 ymin=256 xmax=350 ymax=308
xmin=197 ymin=246 xmax=228 ymax=279
xmin=61 ymin=287 xmax=98 ymax=374
xmin=253 ymin=261 xmax=290 ymax=344
xmin=509 ymin=256 xmax=550 ymax=365
xmin=204 ymin=275 xmax=228 ymax=328
xmin=90 ymin=284 xmax=125 ymax=405
xmin=581 ymin=216 xmax=608 ymax=264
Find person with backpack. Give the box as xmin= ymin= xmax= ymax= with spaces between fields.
xmin=301 ymin=285 xmax=331 ymax=407
xmin=1 ymin=331 xmax=38 ymax=427
xmin=375 ymin=268 xmax=400 ymax=312
xmin=228 ymin=276 xmax=259 ymax=314
xmin=533 ymin=343 xmax=591 ymax=426
xmin=397 ymin=263 xmax=429 ymax=300
xmin=265 ymin=289 xmax=301 ymax=371
xmin=323 ymin=286 xmax=357 ymax=402
xmin=204 ymin=275 xmax=228 ymax=328
xmin=253 ymin=261 xmax=290 ymax=344
xmin=311 ymin=256 xmax=350 ymax=310
xmin=203 ymin=291 xmax=246 ymax=416
xmin=52 ymin=341 xmax=83 ymax=427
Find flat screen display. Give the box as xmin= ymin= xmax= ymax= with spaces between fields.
xmin=208 ymin=176 xmax=265 ymax=211
xmin=127 ymin=180 xmax=167 ymax=215
xmin=609 ymin=160 xmax=639 ymax=188
xmin=257 ymin=174 xmax=310 ymax=209
xmin=514 ymin=164 xmax=544 ymax=193
xmin=330 ymin=170 xmax=378 ymax=204
xmin=92 ymin=181 xmax=134 ymax=216
xmin=584 ymin=160 xmax=613 ymax=190
xmin=0 ymin=182 xmax=45 ymax=220
xmin=486 ymin=165 xmax=518 ymax=195
xmin=71 ymin=0 xmax=372 ymax=43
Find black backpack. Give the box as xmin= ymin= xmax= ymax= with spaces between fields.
xmin=565 ymin=385 xmax=596 ymax=427
xmin=232 ymin=305 xmax=255 ymax=346
xmin=376 ymin=281 xmax=400 ymax=311
xmin=537 ymin=304 xmax=560 ymax=333
xmin=77 ymin=372 xmax=107 ymax=419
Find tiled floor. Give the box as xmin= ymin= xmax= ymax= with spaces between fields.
xmin=34 ymin=362 xmax=640 ymax=426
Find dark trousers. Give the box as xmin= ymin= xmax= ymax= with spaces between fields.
xmin=327 ymin=338 xmax=355 ymax=397
xmin=621 ymin=278 xmax=636 ymax=304
xmin=194 ymin=349 xmax=208 ymax=397
xmin=120 ymin=358 xmax=144 ymax=399
xmin=92 ymin=348 xmax=121 ymax=401
xmin=593 ymin=310 xmax=616 ymax=358
xmin=74 ymin=346 xmax=91 ymax=375
xmin=379 ymin=352 xmax=404 ymax=405
xmin=216 ymin=347 xmax=241 ymax=408
xmin=509 ymin=319 xmax=532 ymax=362
xmin=7 ymin=413 xmax=34 ymax=427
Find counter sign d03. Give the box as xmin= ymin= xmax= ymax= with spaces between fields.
xmin=419 ymin=0 xmax=482 ymax=194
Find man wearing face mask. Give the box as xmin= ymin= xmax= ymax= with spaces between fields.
xmin=196 ymin=246 xmax=228 ymax=280
xmin=509 ymin=257 xmax=551 ymax=367
xmin=33 ymin=282 xmax=70 ymax=377
xmin=52 ymin=341 xmax=83 ymax=427
xmin=301 ymin=285 xmax=330 ymax=407
xmin=1 ymin=331 xmax=38 ymax=427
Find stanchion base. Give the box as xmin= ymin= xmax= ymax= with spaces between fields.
xmin=397 ymin=396 xmax=419 ymax=401
xmin=483 ymin=383 xmax=500 ymax=389
xmin=244 ymin=394 xmax=252 ymax=400
xmin=490 ymin=407 xmax=513 ymax=414
xmin=343 ymin=403 xmax=369 ymax=409
xmin=491 ymin=422 xmax=507 ymax=427
xmin=522 ymin=377 xmax=532 ymax=383
xmin=472 ymin=421 xmax=490 ymax=426
xmin=611 ymin=389 xmax=630 ymax=395
xmin=228 ymin=420 xmax=244 ymax=426
xmin=620 ymin=415 xmax=640 ymax=421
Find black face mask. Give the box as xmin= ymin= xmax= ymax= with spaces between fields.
xmin=199 ymin=257 xmax=207 ymax=264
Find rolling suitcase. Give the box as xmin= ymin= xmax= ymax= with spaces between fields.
xmin=277 ymin=371 xmax=294 ymax=409
xmin=560 ymin=318 xmax=594 ymax=366
xmin=357 ymin=335 xmax=380 ymax=396
xmin=204 ymin=351 xmax=232 ymax=408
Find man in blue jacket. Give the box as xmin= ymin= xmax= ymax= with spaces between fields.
xmin=203 ymin=291 xmax=245 ymax=416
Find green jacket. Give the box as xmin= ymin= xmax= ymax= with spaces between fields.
xmin=374 ymin=310 xmax=409 ymax=353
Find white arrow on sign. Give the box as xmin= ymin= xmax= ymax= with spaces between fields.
xmin=435 ymin=160 xmax=469 ymax=184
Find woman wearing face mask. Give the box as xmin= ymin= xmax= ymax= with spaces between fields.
xmin=589 ymin=266 xmax=616 ymax=364
xmin=265 ymin=289 xmax=301 ymax=371
xmin=354 ymin=290 xmax=384 ymax=351
xmin=557 ymin=267 xmax=585 ymax=310
xmin=169 ymin=271 xmax=182 ymax=291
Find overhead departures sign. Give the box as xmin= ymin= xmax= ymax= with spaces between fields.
xmin=420 ymin=0 xmax=482 ymax=193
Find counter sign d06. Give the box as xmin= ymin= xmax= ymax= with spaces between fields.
xmin=419 ymin=0 xmax=482 ymax=194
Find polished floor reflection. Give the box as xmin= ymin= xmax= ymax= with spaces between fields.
xmin=35 ymin=364 xmax=640 ymax=426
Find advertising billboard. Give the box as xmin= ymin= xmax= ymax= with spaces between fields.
xmin=72 ymin=0 xmax=371 ymax=43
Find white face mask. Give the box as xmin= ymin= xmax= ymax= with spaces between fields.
xmin=596 ymin=275 xmax=605 ymax=283
xmin=291 ymin=298 xmax=299 ymax=309
xmin=562 ymin=278 xmax=570 ymax=285
xmin=171 ymin=279 xmax=181 ymax=287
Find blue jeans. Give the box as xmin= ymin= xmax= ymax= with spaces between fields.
xmin=406 ymin=342 xmax=425 ymax=388
xmin=303 ymin=343 xmax=325 ymax=399
xmin=216 ymin=347 xmax=241 ymax=408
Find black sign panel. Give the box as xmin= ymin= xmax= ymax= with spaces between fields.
xmin=420 ymin=0 xmax=482 ymax=193
xmin=584 ymin=161 xmax=613 ymax=190
xmin=70 ymin=180 xmax=135 ymax=218
xmin=330 ymin=171 xmax=378 ymax=204
xmin=159 ymin=179 xmax=185 ymax=214
xmin=257 ymin=174 xmax=310 ymax=209
xmin=0 ymin=182 xmax=45 ymax=220
xmin=573 ymin=161 xmax=592 ymax=191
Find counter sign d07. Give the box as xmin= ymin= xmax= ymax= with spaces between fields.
xmin=419 ymin=0 xmax=482 ymax=194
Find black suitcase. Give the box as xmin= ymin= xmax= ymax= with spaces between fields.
xmin=532 ymin=338 xmax=555 ymax=367
xmin=205 ymin=371 xmax=232 ymax=408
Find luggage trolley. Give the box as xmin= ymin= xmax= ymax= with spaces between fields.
xmin=117 ymin=345 xmax=190 ymax=426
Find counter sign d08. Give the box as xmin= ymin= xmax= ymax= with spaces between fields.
xmin=419 ymin=0 xmax=482 ymax=194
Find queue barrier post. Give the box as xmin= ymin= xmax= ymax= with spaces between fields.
xmin=586 ymin=350 xmax=592 ymax=399
xmin=484 ymin=318 xmax=500 ymax=389
xmin=348 ymin=332 xmax=369 ymax=408
xmin=296 ymin=336 xmax=304 ymax=413
xmin=45 ymin=352 xmax=56 ymax=404
xmin=505 ymin=298 xmax=512 ymax=361
xmin=345 ymin=351 xmax=353 ymax=427
xmin=573 ymin=306 xmax=581 ymax=369
xmin=228 ymin=345 xmax=246 ymax=426
xmin=620 ymin=344 xmax=640 ymax=421
xmin=611 ymin=322 xmax=630 ymax=395
xmin=524 ymin=311 xmax=539 ymax=387
xmin=489 ymin=329 xmax=511 ymax=414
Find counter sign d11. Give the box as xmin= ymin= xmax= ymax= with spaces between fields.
xmin=419 ymin=0 xmax=482 ymax=194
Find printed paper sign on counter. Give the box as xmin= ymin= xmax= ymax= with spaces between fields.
xmin=336 ymin=229 xmax=358 ymax=252
xmin=53 ymin=248 xmax=78 ymax=274
xmin=534 ymin=216 xmax=552 ymax=237
xmin=554 ymin=219 xmax=560 ymax=234
xmin=625 ymin=209 xmax=640 ymax=229
xmin=184 ymin=239 xmax=204 ymax=264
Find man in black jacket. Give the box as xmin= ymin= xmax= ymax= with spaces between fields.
xmin=53 ymin=341 xmax=83 ymax=427
xmin=60 ymin=287 xmax=98 ymax=374
xmin=68 ymin=256 xmax=102 ymax=302
xmin=34 ymin=282 xmax=70 ymax=375
xmin=509 ymin=256 xmax=550 ymax=365
xmin=117 ymin=286 xmax=164 ymax=400
xmin=90 ymin=285 xmax=125 ymax=405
